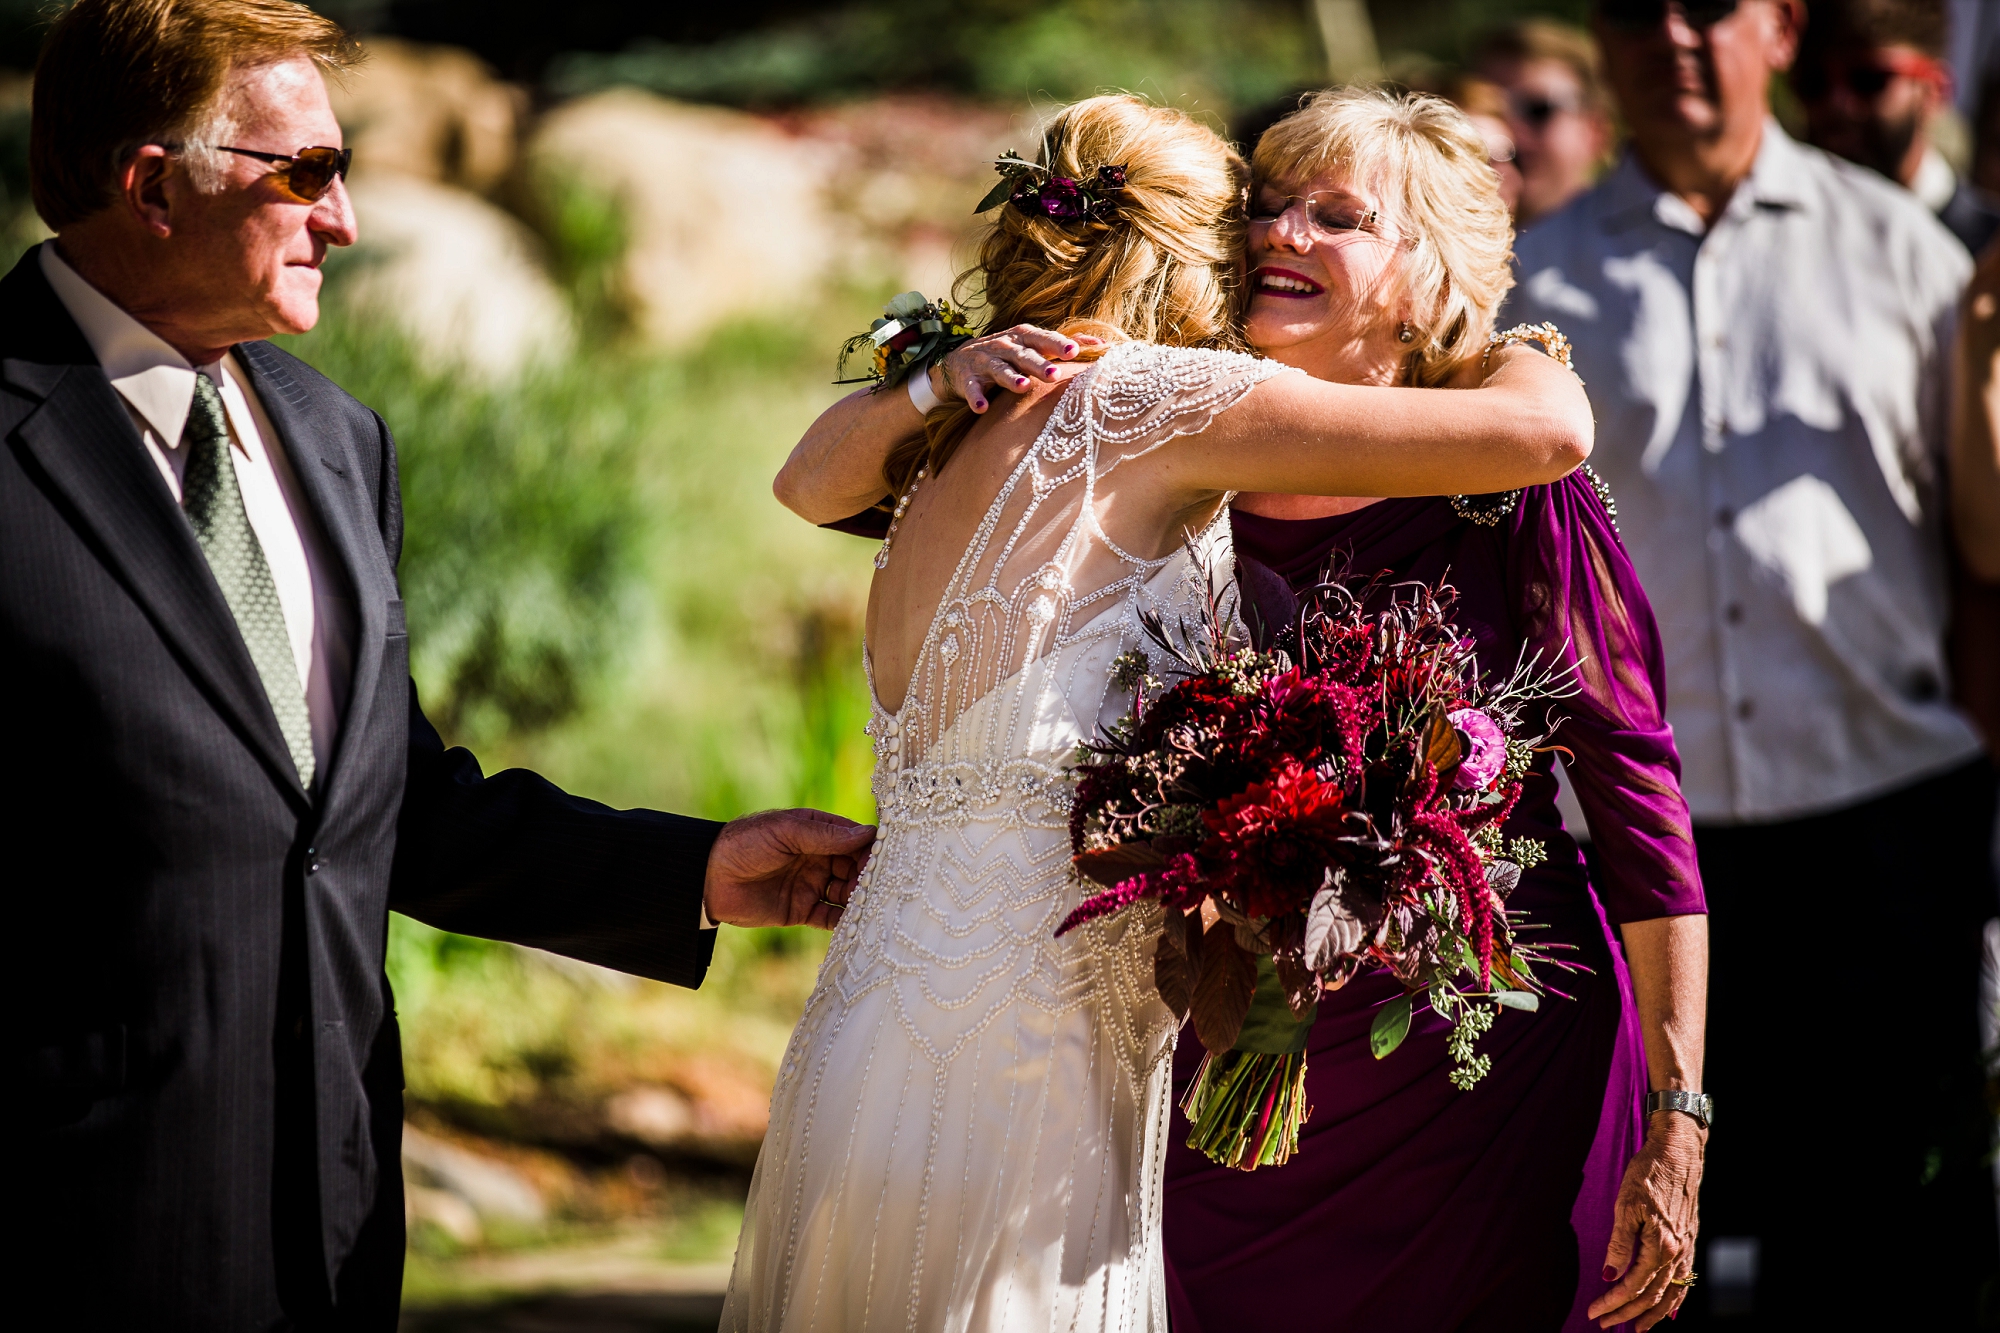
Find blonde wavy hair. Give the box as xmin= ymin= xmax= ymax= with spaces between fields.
xmin=1254 ymin=87 xmax=1514 ymax=388
xmin=884 ymin=95 xmax=1249 ymax=497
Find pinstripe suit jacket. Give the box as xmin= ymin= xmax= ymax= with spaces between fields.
xmin=2 ymin=246 xmax=720 ymax=1330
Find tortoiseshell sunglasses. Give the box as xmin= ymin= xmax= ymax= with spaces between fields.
xmin=214 ymin=144 xmax=352 ymax=202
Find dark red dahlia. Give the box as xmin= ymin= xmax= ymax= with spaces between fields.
xmin=1199 ymin=763 xmax=1351 ymax=919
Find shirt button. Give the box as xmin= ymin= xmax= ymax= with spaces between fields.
xmin=1715 ymin=507 xmax=1735 ymax=529
xmin=305 ymin=846 xmax=320 ymax=875
xmin=1724 ymin=602 xmax=1744 ymax=624
xmin=1735 ymin=699 xmax=1755 ymax=720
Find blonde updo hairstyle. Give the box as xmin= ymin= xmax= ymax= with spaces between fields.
xmin=884 ymin=94 xmax=1249 ymax=497
xmin=1254 ymin=87 xmax=1514 ymax=387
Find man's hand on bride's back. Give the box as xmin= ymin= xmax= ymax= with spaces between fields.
xmin=703 ymin=809 xmax=877 ymax=930
xmin=940 ymin=325 xmax=1100 ymax=414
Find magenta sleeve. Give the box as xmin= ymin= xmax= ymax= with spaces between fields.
xmin=1507 ymin=472 xmax=1707 ymax=924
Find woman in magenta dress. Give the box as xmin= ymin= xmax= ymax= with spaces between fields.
xmin=1174 ymin=481 xmax=1699 ymax=1332
xmin=1155 ymin=91 xmax=1708 ymax=1333
xmin=804 ymin=88 xmax=1708 ymax=1333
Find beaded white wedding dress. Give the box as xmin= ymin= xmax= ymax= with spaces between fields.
xmin=721 ymin=343 xmax=1291 ymax=1333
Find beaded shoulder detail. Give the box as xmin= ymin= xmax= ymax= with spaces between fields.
xmin=1449 ymin=489 xmax=1522 ymax=527
xmin=1454 ymin=323 xmax=1610 ymax=530
xmin=1448 ymin=462 xmax=1618 ymax=531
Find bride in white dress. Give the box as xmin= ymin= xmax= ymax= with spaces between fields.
xmin=724 ymin=95 xmax=1591 ymax=1332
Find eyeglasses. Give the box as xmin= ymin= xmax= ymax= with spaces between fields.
xmin=1794 ymin=50 xmax=1950 ymax=103
xmin=214 ymin=144 xmax=352 ymax=202
xmin=1246 ymin=191 xmax=1386 ymax=243
xmin=1597 ymin=0 xmax=1741 ymax=31
xmin=1508 ymin=90 xmax=1584 ymax=130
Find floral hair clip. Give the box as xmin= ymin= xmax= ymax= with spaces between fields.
xmin=975 ymin=150 xmax=1128 ymax=224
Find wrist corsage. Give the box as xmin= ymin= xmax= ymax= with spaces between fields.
xmin=836 ymin=290 xmax=978 ymax=391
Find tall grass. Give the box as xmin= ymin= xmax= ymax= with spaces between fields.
xmin=283 ymin=312 xmax=646 ymax=742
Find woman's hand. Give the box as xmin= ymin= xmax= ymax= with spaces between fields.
xmin=938 ymin=324 xmax=1099 ymax=413
xmin=1598 ymin=914 xmax=1708 ymax=1330
xmin=1591 ymin=1112 xmax=1705 ymax=1329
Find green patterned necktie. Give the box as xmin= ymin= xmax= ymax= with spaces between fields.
xmin=180 ymin=371 xmax=316 ymax=790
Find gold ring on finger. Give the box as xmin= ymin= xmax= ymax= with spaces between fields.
xmin=1669 ymin=1273 xmax=1698 ymax=1288
xmin=819 ymin=893 xmax=844 ymax=910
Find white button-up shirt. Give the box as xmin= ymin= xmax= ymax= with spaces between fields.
xmin=1507 ymin=124 xmax=1983 ymax=824
xmin=41 ymin=244 xmax=354 ymax=772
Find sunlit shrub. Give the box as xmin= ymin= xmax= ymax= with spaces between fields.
xmin=278 ymin=309 xmax=644 ymax=743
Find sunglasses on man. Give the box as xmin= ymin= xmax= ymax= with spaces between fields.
xmin=1794 ymin=50 xmax=1950 ymax=104
xmin=213 ymin=144 xmax=352 ymax=202
xmin=1597 ymin=0 xmax=1741 ymax=30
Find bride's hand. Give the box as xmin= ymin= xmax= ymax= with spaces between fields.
xmin=939 ymin=325 xmax=1100 ymax=413
xmin=1589 ymin=1111 xmax=1705 ymax=1330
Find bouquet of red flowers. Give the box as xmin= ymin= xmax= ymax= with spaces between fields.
xmin=1059 ymin=568 xmax=1577 ymax=1170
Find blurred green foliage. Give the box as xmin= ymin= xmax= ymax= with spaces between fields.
xmin=384 ymin=913 xmax=827 ymax=1114
xmin=274 ymin=261 xmax=879 ymax=1138
xmin=525 ymin=169 xmax=633 ymax=339
xmin=282 ymin=309 xmax=644 ymax=742
xmin=1370 ymin=0 xmax=1591 ymax=66
xmin=548 ymin=0 xmax=1328 ymax=119
xmin=451 ymin=308 xmax=877 ymax=825
xmin=256 ymin=145 xmax=881 ymax=1143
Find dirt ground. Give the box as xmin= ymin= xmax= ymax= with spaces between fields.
xmin=399 ymin=1291 xmax=723 ymax=1333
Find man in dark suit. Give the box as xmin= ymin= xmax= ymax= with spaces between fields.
xmin=6 ymin=1 xmax=874 ymax=1328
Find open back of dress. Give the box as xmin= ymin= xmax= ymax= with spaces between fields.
xmin=723 ymin=342 xmax=1289 ymax=1333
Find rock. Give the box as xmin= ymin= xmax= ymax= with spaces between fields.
xmin=668 ymin=1058 xmax=773 ymax=1146
xmin=320 ymin=40 xmax=559 ymax=380
xmin=603 ymin=1066 xmax=768 ymax=1164
xmin=524 ymin=90 xmax=846 ymax=348
xmin=328 ymin=38 xmax=526 ymax=193
xmin=782 ymin=95 xmax=1020 ymax=299
xmin=402 ymin=1123 xmax=547 ymax=1225
xmin=337 ymin=173 xmax=574 ymax=380
xmin=405 ymin=1182 xmax=483 ymax=1247
xmin=604 ymin=1085 xmax=697 ymax=1146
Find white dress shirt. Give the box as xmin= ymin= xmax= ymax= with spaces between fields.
xmin=42 ymin=244 xmax=355 ymax=773
xmin=1508 ymin=124 xmax=1983 ymax=824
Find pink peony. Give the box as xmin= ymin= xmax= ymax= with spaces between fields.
xmin=1448 ymin=707 xmax=1506 ymax=790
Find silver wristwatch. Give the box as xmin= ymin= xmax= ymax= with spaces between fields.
xmin=1645 ymin=1089 xmax=1713 ymax=1130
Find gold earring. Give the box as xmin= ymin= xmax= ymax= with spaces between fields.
xmin=1397 ymin=322 xmax=1415 ymax=344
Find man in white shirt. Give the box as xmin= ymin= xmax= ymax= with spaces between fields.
xmin=1507 ymin=1 xmax=2000 ymax=1325
xmin=5 ymin=1 xmax=871 ymax=1327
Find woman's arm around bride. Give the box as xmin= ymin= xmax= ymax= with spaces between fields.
xmin=776 ymin=330 xmax=1590 ymax=528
